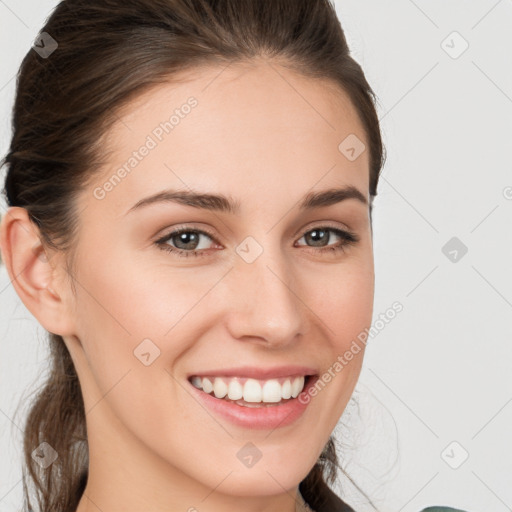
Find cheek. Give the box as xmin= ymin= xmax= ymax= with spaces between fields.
xmin=307 ymin=268 xmax=373 ymax=410
xmin=307 ymin=258 xmax=374 ymax=345
xmin=75 ymin=245 xmax=208 ymax=344
xmin=71 ymin=251 xmax=193 ymax=396
xmin=71 ymin=254 xmax=201 ymax=443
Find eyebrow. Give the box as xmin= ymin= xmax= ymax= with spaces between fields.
xmin=125 ymin=185 xmax=368 ymax=215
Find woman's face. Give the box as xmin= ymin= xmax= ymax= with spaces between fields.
xmin=63 ymin=59 xmax=374 ymax=508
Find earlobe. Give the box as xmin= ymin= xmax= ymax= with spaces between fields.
xmin=0 ymin=206 xmax=75 ymax=336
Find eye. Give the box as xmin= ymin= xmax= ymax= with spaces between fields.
xmin=155 ymin=227 xmax=217 ymax=258
xmin=155 ymin=225 xmax=359 ymax=258
xmin=295 ymin=226 xmax=359 ymax=255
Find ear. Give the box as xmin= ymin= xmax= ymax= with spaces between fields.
xmin=0 ymin=207 xmax=76 ymax=336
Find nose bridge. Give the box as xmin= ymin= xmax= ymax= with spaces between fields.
xmin=225 ymin=239 xmax=304 ymax=345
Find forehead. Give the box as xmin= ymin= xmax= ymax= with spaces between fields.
xmin=83 ymin=59 xmax=370 ymax=216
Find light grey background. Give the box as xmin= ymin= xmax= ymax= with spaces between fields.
xmin=1 ymin=1 xmax=511 ymax=511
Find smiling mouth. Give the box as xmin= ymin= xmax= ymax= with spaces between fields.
xmin=188 ymin=374 xmax=316 ymax=406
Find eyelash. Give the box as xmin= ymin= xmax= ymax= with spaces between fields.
xmin=155 ymin=225 xmax=359 ymax=259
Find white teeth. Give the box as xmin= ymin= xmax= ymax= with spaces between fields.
xmin=291 ymin=376 xmax=304 ymax=398
xmin=243 ymin=379 xmax=262 ymax=402
xmin=191 ymin=375 xmax=307 ymax=403
xmin=202 ymin=377 xmax=213 ymax=394
xmin=227 ymin=380 xmax=243 ymax=400
xmin=191 ymin=376 xmax=202 ymax=388
xmin=213 ymin=377 xmax=228 ymax=399
xmin=282 ymin=379 xmax=292 ymax=399
xmin=262 ymin=379 xmax=282 ymax=402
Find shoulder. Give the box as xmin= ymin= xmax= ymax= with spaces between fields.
xmin=310 ymin=494 xmax=470 ymax=512
xmin=306 ymin=492 xmax=469 ymax=512
xmin=301 ymin=482 xmax=469 ymax=512
xmin=419 ymin=508 xmax=470 ymax=512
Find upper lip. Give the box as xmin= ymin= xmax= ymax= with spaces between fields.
xmin=187 ymin=365 xmax=318 ymax=380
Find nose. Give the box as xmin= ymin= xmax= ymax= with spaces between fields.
xmin=223 ymin=245 xmax=306 ymax=349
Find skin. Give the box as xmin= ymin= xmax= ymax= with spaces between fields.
xmin=0 ymin=57 xmax=374 ymax=512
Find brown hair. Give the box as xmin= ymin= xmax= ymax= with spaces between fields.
xmin=1 ymin=1 xmax=385 ymax=511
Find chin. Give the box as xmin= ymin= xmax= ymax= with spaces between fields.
xmin=214 ymin=470 xmax=305 ymax=497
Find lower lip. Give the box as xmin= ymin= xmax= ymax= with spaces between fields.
xmin=188 ymin=375 xmax=318 ymax=430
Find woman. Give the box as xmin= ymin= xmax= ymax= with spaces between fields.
xmin=0 ymin=1 xmax=470 ymax=511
